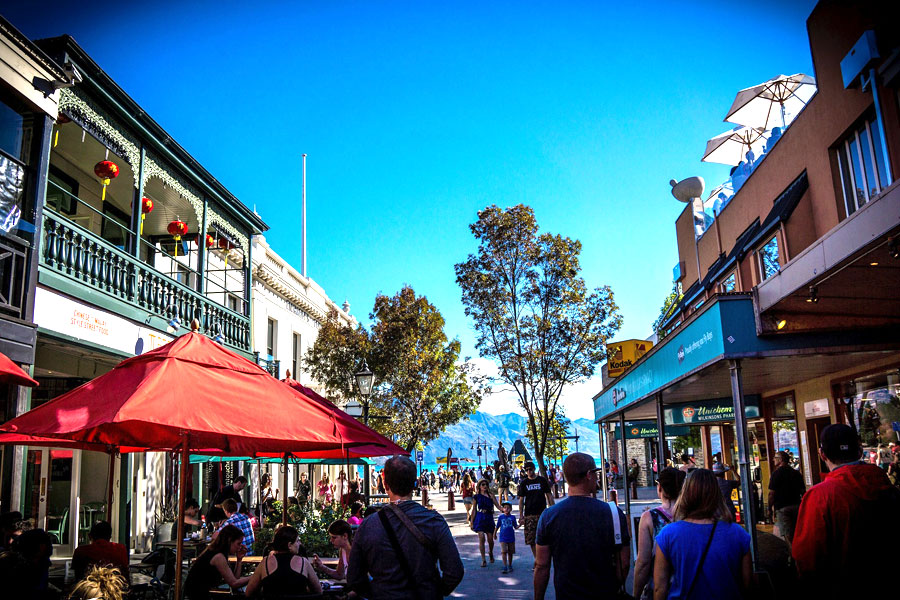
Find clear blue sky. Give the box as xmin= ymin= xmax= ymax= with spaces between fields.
xmin=7 ymin=1 xmax=817 ymax=416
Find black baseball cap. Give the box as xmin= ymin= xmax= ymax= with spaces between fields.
xmin=819 ymin=424 xmax=862 ymax=463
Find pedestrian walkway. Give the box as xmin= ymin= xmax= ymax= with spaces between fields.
xmin=425 ymin=490 xmax=555 ymax=599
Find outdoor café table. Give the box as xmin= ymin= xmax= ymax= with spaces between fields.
xmin=158 ymin=538 xmax=208 ymax=560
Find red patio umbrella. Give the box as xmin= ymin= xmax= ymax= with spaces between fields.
xmin=0 ymin=332 xmax=381 ymax=599
xmin=0 ymin=351 xmax=39 ymax=387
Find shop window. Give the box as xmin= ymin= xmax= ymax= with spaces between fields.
xmin=838 ymin=369 xmax=900 ymax=458
xmin=720 ymin=271 xmax=737 ymax=293
xmin=836 ymin=117 xmax=889 ymax=217
xmin=292 ymin=332 xmax=301 ymax=378
xmin=757 ymin=236 xmax=780 ymax=281
xmin=267 ymin=318 xmax=277 ymax=358
xmin=0 ymin=98 xmax=30 ymax=163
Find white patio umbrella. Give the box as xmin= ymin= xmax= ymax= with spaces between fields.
xmin=702 ymin=125 xmax=767 ymax=166
xmin=725 ymin=73 xmax=816 ymax=129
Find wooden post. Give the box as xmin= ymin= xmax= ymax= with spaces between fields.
xmin=174 ymin=436 xmax=189 ymax=600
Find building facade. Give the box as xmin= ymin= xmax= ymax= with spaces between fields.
xmin=0 ymin=28 xmax=268 ymax=554
xmin=594 ymin=0 xmax=900 ymax=567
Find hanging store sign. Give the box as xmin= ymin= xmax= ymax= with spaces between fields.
xmin=33 ymin=286 xmax=172 ymax=356
xmin=612 ymin=420 xmax=691 ymax=439
xmin=804 ymin=398 xmax=830 ymax=418
xmin=607 ymin=339 xmax=654 ymax=378
xmin=664 ymin=396 xmax=761 ymax=425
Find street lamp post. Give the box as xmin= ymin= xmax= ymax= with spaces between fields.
xmin=354 ymin=360 xmax=375 ymax=499
xmin=471 ymin=436 xmax=491 ymax=472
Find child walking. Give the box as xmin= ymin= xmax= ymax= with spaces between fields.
xmin=494 ymin=501 xmax=519 ymax=574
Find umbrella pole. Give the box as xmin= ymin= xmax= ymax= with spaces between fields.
xmin=257 ymin=459 xmax=262 ymax=520
xmin=106 ymin=450 xmax=117 ymax=522
xmin=282 ymin=455 xmax=289 ymax=527
xmin=174 ymin=437 xmax=189 ymax=600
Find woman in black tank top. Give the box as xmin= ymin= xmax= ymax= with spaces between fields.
xmin=245 ymin=526 xmax=321 ymax=598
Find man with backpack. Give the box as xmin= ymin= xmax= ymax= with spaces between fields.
xmin=348 ymin=456 xmax=464 ymax=599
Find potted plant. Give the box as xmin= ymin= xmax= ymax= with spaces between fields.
xmin=152 ymin=498 xmax=178 ymax=547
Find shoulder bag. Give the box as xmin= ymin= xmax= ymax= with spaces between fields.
xmin=606 ymin=501 xmax=634 ymax=600
xmin=377 ymin=503 xmax=438 ymax=598
xmin=682 ymin=520 xmax=718 ymax=600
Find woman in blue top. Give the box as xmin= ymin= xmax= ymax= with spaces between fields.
xmin=653 ymin=468 xmax=752 ymax=599
xmin=467 ymin=479 xmax=502 ymax=567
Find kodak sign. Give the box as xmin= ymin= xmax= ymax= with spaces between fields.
xmin=606 ymin=339 xmax=654 ymax=378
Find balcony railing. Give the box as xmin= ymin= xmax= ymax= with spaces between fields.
xmin=40 ymin=209 xmax=251 ymax=352
xmin=0 ymin=232 xmax=29 ymax=320
xmin=254 ymin=354 xmax=280 ymax=378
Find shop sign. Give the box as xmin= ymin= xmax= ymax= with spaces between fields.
xmin=804 ymin=398 xmax=830 ymax=418
xmin=607 ymin=339 xmax=654 ymax=378
xmin=612 ymin=420 xmax=691 ymax=439
xmin=33 ymin=287 xmax=172 ymax=356
xmin=664 ymin=396 xmax=760 ymax=425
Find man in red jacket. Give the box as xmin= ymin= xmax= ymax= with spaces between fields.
xmin=793 ymin=424 xmax=900 ymax=597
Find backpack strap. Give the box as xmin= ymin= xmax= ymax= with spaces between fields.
xmin=381 ymin=502 xmax=437 ymax=556
xmin=378 ymin=509 xmax=419 ymax=597
xmin=685 ymin=520 xmax=718 ymax=599
xmin=607 ymin=501 xmax=622 ymax=545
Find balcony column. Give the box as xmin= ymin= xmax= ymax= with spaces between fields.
xmin=198 ymin=197 xmax=208 ymax=294
xmin=129 ymin=146 xmax=146 ymax=257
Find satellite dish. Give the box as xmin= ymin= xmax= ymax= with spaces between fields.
xmin=670 ymin=177 xmax=705 ymax=203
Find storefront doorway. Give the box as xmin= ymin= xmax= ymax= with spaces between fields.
xmin=22 ymin=448 xmax=78 ymax=555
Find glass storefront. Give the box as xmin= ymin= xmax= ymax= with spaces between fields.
xmin=837 ymin=368 xmax=900 ymax=465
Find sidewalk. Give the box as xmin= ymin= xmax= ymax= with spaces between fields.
xmin=425 ymin=490 xmax=555 ymax=599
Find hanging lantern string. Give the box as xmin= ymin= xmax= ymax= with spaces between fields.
xmin=94 ymin=160 xmax=119 ymax=202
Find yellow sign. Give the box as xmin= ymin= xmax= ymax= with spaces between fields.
xmin=606 ymin=339 xmax=654 ymax=378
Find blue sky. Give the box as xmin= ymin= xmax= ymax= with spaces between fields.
xmin=7 ymin=1 xmax=817 ymax=417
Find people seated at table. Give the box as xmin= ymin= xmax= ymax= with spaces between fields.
xmin=184 ymin=499 xmax=202 ymax=530
xmin=312 ymin=520 xmax=352 ymax=581
xmin=212 ymin=476 xmax=247 ymax=509
xmin=341 ymin=481 xmax=364 ymax=507
xmin=348 ymin=501 xmax=364 ymax=526
xmin=217 ymin=499 xmax=255 ymax=554
xmin=67 ymin=565 xmax=127 ymax=600
xmin=244 ymin=525 xmax=322 ymax=598
xmin=184 ymin=524 xmax=250 ymax=600
xmin=72 ymin=521 xmax=129 ymax=583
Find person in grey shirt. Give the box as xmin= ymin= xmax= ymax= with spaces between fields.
xmin=347 ymin=456 xmax=464 ymax=599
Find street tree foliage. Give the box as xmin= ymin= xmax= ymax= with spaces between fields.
xmin=652 ymin=282 xmax=683 ymax=340
xmin=304 ymin=286 xmax=484 ymax=452
xmin=455 ymin=204 xmax=622 ymax=476
xmin=525 ymin=407 xmax=571 ymax=463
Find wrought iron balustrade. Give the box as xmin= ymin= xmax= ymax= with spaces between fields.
xmin=0 ymin=232 xmax=29 ymax=319
xmin=40 ymin=209 xmax=250 ymax=351
xmin=254 ymin=353 xmax=280 ymax=378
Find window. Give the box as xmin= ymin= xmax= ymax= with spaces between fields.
xmin=46 ymin=166 xmax=78 ymax=215
xmin=836 ymin=117 xmax=889 ymax=216
xmin=292 ymin=333 xmax=301 ymax=378
xmin=0 ymin=97 xmax=30 ymax=162
xmin=174 ymin=263 xmax=194 ymax=288
xmin=721 ymin=271 xmax=737 ymax=293
xmin=227 ymin=294 xmax=241 ymax=313
xmin=267 ymin=318 xmax=276 ymax=358
xmin=758 ymin=236 xmax=780 ymax=281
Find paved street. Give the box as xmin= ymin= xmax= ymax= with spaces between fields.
xmin=425 ymin=491 xmax=556 ymax=599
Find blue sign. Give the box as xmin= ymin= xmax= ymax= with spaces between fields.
xmin=415 ymin=451 xmax=424 ymax=463
xmin=892 ymin=422 xmax=900 ymax=433
xmin=477 ymin=448 xmax=482 ymax=457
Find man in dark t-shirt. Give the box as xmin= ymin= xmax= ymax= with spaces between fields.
xmin=517 ymin=461 xmax=554 ymax=557
xmin=767 ymin=451 xmax=805 ymax=547
xmin=212 ymin=475 xmax=247 ymax=508
xmin=535 ymin=453 xmax=629 ymax=599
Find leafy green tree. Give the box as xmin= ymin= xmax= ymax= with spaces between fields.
xmin=652 ymin=282 xmax=683 ymax=340
xmin=525 ymin=407 xmax=571 ymax=462
xmin=368 ymin=286 xmax=484 ymax=451
xmin=455 ymin=204 xmax=622 ymax=476
xmin=304 ymin=286 xmax=484 ymax=452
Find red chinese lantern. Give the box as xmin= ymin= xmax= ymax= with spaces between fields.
xmin=54 ymin=114 xmax=71 ymax=147
xmin=167 ymin=220 xmax=188 ymax=257
xmin=94 ymin=160 xmax=119 ymax=201
xmin=140 ymin=197 xmax=153 ymax=235
xmin=205 ymin=234 xmax=215 ymax=249
xmin=217 ymin=237 xmax=236 ymax=268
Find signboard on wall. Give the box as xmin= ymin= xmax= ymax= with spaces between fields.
xmin=664 ymin=396 xmax=761 ymax=425
xmin=33 ymin=286 xmax=172 ymax=356
xmin=612 ymin=420 xmax=691 ymax=439
xmin=606 ymin=339 xmax=654 ymax=378
xmin=804 ymin=398 xmax=830 ymax=418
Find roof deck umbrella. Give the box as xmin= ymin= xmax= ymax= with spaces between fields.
xmin=0 ymin=332 xmax=369 ymax=599
xmin=702 ymin=125 xmax=768 ymax=166
xmin=0 ymin=351 xmax=39 ymax=387
xmin=725 ymin=73 xmax=816 ymax=130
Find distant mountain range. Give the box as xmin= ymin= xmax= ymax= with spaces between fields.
xmin=419 ymin=411 xmax=600 ymax=465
